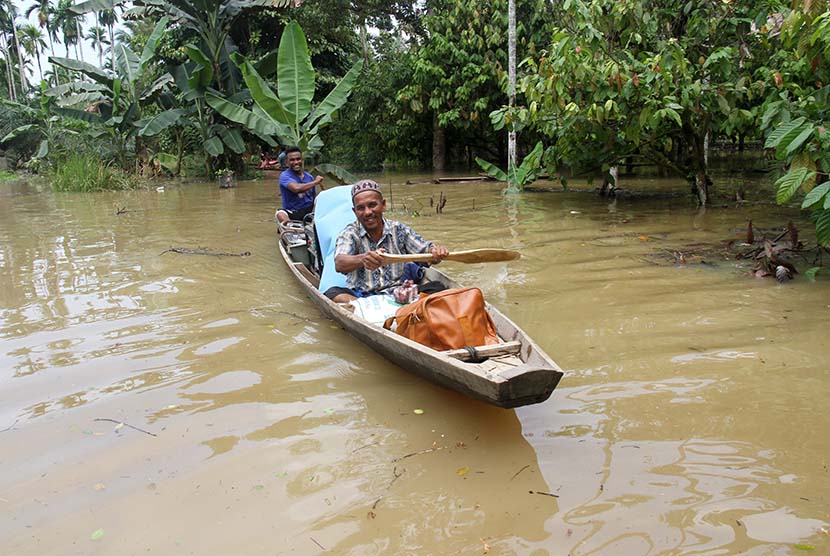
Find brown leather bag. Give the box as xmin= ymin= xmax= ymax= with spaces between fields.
xmin=383 ymin=287 xmax=499 ymax=351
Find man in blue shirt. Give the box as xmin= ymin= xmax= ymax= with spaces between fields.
xmin=275 ymin=146 xmax=324 ymax=224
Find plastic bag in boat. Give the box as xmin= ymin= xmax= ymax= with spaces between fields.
xmin=350 ymin=295 xmax=402 ymax=326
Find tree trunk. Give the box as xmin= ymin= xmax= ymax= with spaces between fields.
xmin=175 ymin=128 xmax=184 ymax=176
xmin=76 ymin=20 xmax=84 ymax=62
xmin=690 ymin=124 xmax=711 ymax=206
xmin=359 ymin=20 xmax=369 ymax=67
xmin=2 ymin=34 xmax=16 ymax=100
xmin=432 ymin=114 xmax=445 ymax=171
xmin=694 ymin=170 xmax=709 ymax=206
xmin=46 ymin=30 xmax=59 ymax=85
xmin=507 ymin=0 xmax=517 ymax=189
xmin=11 ymin=21 xmax=26 ymax=94
xmin=108 ymin=23 xmax=114 ymax=70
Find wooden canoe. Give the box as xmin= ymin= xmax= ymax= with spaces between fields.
xmin=277 ymin=223 xmax=563 ymax=408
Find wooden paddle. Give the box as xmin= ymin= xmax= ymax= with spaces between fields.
xmin=380 ymin=248 xmax=521 ymax=265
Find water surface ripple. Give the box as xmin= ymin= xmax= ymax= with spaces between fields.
xmin=0 ymin=176 xmax=827 ymax=555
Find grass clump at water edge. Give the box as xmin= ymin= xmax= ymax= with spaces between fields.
xmin=0 ymin=169 xmax=17 ymax=181
xmin=49 ymin=154 xmax=138 ymax=192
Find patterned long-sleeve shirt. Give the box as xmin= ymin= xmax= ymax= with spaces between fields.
xmin=334 ymin=218 xmax=433 ymax=293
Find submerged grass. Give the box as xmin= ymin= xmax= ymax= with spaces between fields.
xmin=49 ymin=154 xmax=138 ymax=192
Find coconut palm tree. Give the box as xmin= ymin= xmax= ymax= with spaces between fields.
xmin=0 ymin=1 xmax=15 ymax=99
xmin=53 ymin=0 xmax=81 ymax=59
xmin=19 ymin=23 xmax=46 ymax=82
xmin=26 ymin=0 xmax=61 ymax=85
xmin=85 ymin=24 xmax=107 ymax=66
xmin=96 ymin=7 xmax=115 ymax=69
xmin=25 ymin=0 xmax=56 ymax=58
xmin=1 ymin=0 xmax=26 ymax=95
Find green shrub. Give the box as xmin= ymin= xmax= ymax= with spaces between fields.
xmin=49 ymin=154 xmax=138 ymax=192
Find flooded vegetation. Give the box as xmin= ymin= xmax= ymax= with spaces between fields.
xmin=1 ymin=172 xmax=828 ymax=555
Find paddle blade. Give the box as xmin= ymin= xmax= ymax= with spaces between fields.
xmin=379 ymin=248 xmax=521 ymax=265
xmin=446 ymin=249 xmax=521 ymax=263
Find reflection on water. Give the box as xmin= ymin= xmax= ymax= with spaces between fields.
xmin=0 ymin=174 xmax=828 ymax=554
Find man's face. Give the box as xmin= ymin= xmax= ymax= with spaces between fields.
xmin=353 ymin=191 xmax=386 ymax=234
xmin=287 ymin=151 xmax=303 ymax=172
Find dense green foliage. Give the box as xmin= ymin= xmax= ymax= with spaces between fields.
xmin=0 ymin=0 xmax=828 ymax=247
xmin=505 ymin=0 xmax=789 ymax=204
xmin=758 ymin=2 xmax=830 ymax=246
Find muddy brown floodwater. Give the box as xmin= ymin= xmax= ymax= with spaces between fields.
xmin=1 ymin=171 xmax=828 ymax=556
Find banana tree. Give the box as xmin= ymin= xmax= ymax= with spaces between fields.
xmin=476 ymin=141 xmax=544 ymax=192
xmin=138 ymin=43 xmax=250 ymax=176
xmin=72 ymin=0 xmax=292 ymax=93
xmin=205 ymin=21 xmax=362 ymax=180
xmin=47 ymin=16 xmax=169 ymax=167
xmin=1 ymin=81 xmax=77 ymax=165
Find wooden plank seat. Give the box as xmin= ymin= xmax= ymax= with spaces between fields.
xmin=443 ymin=341 xmax=522 ymax=361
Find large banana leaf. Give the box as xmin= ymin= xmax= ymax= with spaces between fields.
xmin=49 ymin=57 xmax=113 ymax=89
xmin=252 ymin=104 xmax=293 ymax=142
xmin=184 ymin=45 xmax=214 ymax=89
xmin=315 ymin=163 xmax=358 ymax=185
xmin=140 ymin=17 xmax=169 ymax=71
xmin=69 ymin=0 xmax=119 ymax=15
xmin=115 ymin=44 xmax=140 ymax=91
xmin=216 ymin=125 xmax=245 ymax=154
xmin=233 ymin=53 xmax=296 ymax=127
xmin=204 ymin=135 xmax=224 ymax=156
xmin=278 ymin=21 xmax=315 ymax=125
xmin=205 ymin=91 xmax=281 ymax=136
xmin=138 ymin=108 xmax=186 ymax=136
xmin=1 ymin=124 xmax=38 ymax=143
xmin=307 ymin=59 xmax=363 ymax=135
xmin=475 ymin=157 xmax=508 ymax=181
xmin=171 ymin=64 xmax=202 ymax=101
xmin=54 ymin=107 xmax=105 ymax=124
xmin=155 ymin=152 xmax=179 ymax=172
xmin=140 ymin=73 xmax=174 ymax=102
xmin=56 ymin=92 xmax=108 ymax=108
xmin=36 ymin=139 xmax=49 ymax=159
xmin=44 ymin=82 xmax=108 ymax=97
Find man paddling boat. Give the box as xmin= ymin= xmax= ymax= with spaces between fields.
xmin=324 ymin=180 xmax=449 ymax=303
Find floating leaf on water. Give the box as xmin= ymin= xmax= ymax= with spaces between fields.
xmin=456 ymin=467 xmax=469 ymax=476
xmin=367 ymin=511 xmax=376 ymax=519
xmin=413 ymin=409 xmax=424 ymax=415
xmin=114 ymin=423 xmax=124 ymax=431
xmin=90 ymin=528 xmax=105 ymax=541
xmin=639 ymin=235 xmax=649 ymax=241
xmin=323 ymin=408 xmax=334 ymax=414
xmin=165 ymin=405 xmax=177 ymax=410
xmin=253 ymin=484 xmax=265 ymax=491
xmin=82 ymin=429 xmax=93 ymax=435
xmin=274 ymin=471 xmax=288 ymax=478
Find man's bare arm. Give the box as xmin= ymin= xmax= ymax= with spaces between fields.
xmin=285 ymin=175 xmax=324 ymax=193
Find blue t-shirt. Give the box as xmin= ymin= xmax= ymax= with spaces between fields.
xmin=279 ymin=169 xmax=316 ymax=212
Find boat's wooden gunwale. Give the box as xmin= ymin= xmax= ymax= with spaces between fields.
xmin=277 ymin=239 xmax=563 ymax=408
